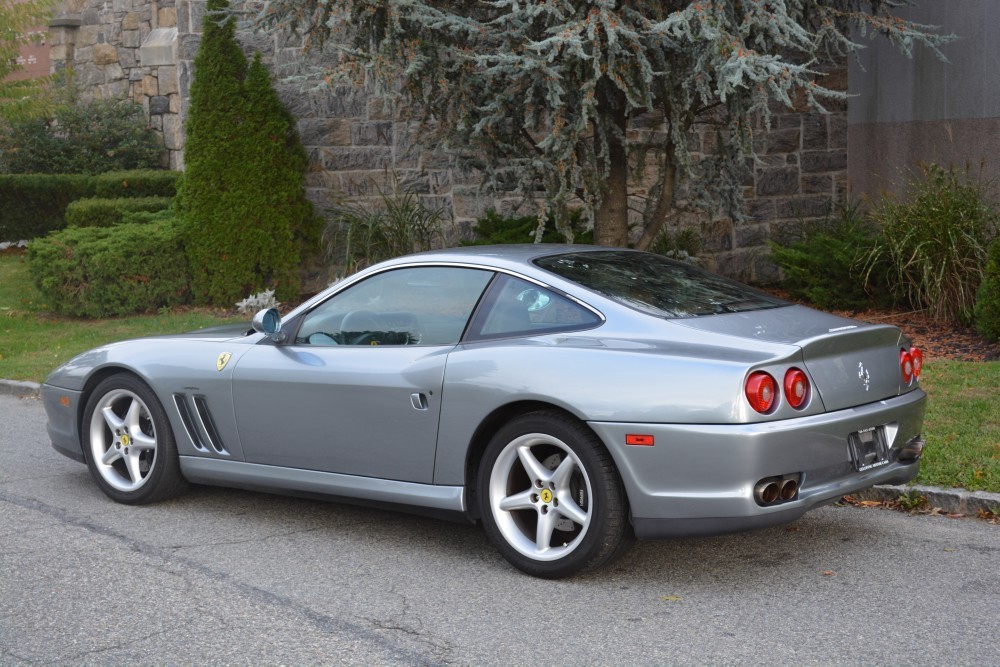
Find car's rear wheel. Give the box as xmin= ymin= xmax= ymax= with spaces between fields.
xmin=82 ymin=374 xmax=187 ymax=504
xmin=478 ymin=411 xmax=631 ymax=578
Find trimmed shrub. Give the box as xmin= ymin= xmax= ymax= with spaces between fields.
xmin=863 ymin=164 xmax=998 ymax=324
xmin=770 ymin=201 xmax=889 ymax=311
xmin=0 ymin=84 xmax=162 ymax=174
xmin=975 ymin=240 xmax=1000 ymax=342
xmin=0 ymin=170 xmax=179 ymax=241
xmin=27 ymin=212 xmax=189 ymax=317
xmin=176 ymin=1 xmax=320 ymax=305
xmin=66 ymin=196 xmax=173 ymax=228
xmin=465 ymin=209 xmax=593 ymax=245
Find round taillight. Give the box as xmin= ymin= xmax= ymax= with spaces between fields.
xmin=745 ymin=372 xmax=777 ymax=414
xmin=900 ymin=349 xmax=914 ymax=383
xmin=910 ymin=346 xmax=923 ymax=378
xmin=783 ymin=368 xmax=809 ymax=409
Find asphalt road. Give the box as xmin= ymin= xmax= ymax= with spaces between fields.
xmin=1 ymin=393 xmax=997 ymax=666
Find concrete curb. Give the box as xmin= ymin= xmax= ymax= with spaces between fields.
xmin=0 ymin=379 xmax=41 ymax=397
xmin=1 ymin=378 xmax=997 ymax=516
xmin=851 ymin=484 xmax=1000 ymax=516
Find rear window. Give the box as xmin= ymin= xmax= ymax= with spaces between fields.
xmin=534 ymin=250 xmax=788 ymax=318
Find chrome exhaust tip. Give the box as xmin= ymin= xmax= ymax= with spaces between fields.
xmin=754 ymin=480 xmax=780 ymax=505
xmin=898 ymin=436 xmax=925 ymax=462
xmin=778 ymin=478 xmax=798 ymax=502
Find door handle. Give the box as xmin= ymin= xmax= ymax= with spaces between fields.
xmin=410 ymin=393 xmax=429 ymax=411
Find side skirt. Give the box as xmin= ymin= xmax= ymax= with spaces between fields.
xmin=180 ymin=456 xmax=468 ymax=516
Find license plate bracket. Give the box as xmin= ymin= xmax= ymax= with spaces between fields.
xmin=848 ymin=426 xmax=890 ymax=472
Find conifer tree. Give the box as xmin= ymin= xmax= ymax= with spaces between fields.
xmin=257 ymin=0 xmax=951 ymax=248
xmin=179 ymin=0 xmax=318 ymax=305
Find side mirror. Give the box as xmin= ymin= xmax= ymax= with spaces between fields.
xmin=252 ymin=308 xmax=284 ymax=342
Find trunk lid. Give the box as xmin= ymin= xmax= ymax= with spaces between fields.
xmin=672 ymin=305 xmax=908 ymax=411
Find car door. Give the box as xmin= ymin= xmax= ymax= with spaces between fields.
xmin=230 ymin=266 xmax=493 ymax=483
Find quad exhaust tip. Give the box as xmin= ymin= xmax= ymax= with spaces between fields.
xmin=754 ymin=475 xmax=800 ymax=507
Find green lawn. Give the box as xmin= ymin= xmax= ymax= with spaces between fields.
xmin=0 ymin=252 xmax=244 ymax=382
xmin=2 ymin=252 xmax=997 ymax=493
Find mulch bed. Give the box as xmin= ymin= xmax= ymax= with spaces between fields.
xmin=830 ymin=308 xmax=1000 ymax=362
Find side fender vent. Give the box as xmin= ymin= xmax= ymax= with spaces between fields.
xmin=173 ymin=393 xmax=228 ymax=455
xmin=173 ymin=393 xmax=207 ymax=452
xmin=192 ymin=395 xmax=227 ymax=454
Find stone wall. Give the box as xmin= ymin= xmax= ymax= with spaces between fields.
xmin=49 ymin=0 xmax=183 ymax=169
xmin=51 ymin=0 xmax=849 ymax=283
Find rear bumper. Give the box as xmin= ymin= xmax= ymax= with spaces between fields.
xmin=589 ymin=388 xmax=926 ymax=539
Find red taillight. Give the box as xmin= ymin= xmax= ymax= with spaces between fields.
xmin=910 ymin=346 xmax=923 ymax=377
xmin=900 ymin=349 xmax=914 ymax=383
xmin=783 ymin=368 xmax=809 ymax=409
xmin=745 ymin=372 xmax=777 ymax=414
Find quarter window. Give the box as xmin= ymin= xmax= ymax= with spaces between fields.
xmin=468 ymin=275 xmax=601 ymax=340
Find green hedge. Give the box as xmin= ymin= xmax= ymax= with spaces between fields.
xmin=0 ymin=170 xmax=178 ymax=242
xmin=975 ymin=240 xmax=1000 ymax=342
xmin=66 ymin=196 xmax=173 ymax=228
xmin=27 ymin=211 xmax=190 ymax=317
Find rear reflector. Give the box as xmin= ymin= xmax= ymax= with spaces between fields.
xmin=900 ymin=349 xmax=914 ymax=383
xmin=783 ymin=368 xmax=809 ymax=409
xmin=626 ymin=434 xmax=654 ymax=446
xmin=910 ymin=346 xmax=923 ymax=377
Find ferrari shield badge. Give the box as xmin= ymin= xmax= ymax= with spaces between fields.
xmin=216 ymin=352 xmax=232 ymax=372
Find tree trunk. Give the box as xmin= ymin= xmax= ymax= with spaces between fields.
xmin=593 ymin=91 xmax=630 ymax=248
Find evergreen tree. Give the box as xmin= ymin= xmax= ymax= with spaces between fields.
xmin=257 ymin=0 xmax=951 ymax=248
xmin=178 ymin=0 xmax=318 ymax=305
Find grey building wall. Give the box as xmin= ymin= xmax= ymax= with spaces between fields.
xmin=848 ymin=0 xmax=1000 ymax=198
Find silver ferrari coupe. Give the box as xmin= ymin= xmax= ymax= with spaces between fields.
xmin=42 ymin=245 xmax=927 ymax=577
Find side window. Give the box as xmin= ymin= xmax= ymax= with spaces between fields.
xmin=469 ymin=275 xmax=601 ymax=340
xmin=296 ymin=267 xmax=493 ymax=346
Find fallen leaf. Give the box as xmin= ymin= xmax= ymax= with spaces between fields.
xmin=821 ymin=570 xmax=836 ymax=576
xmin=859 ymin=500 xmax=882 ymax=507
xmin=786 ymin=527 xmax=801 ymax=533
xmin=943 ymin=548 xmax=956 ymax=552
xmin=659 ymin=595 xmax=683 ymax=602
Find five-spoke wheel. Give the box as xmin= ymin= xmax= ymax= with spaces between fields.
xmin=82 ymin=374 xmax=187 ymax=504
xmin=479 ymin=411 xmax=630 ymax=578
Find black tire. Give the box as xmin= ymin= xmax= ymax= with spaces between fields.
xmin=81 ymin=374 xmax=188 ymax=505
xmin=477 ymin=410 xmax=631 ymax=578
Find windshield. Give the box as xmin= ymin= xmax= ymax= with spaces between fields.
xmin=535 ymin=250 xmax=788 ymax=318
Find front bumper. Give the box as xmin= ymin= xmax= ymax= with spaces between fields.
xmin=589 ymin=388 xmax=926 ymax=539
xmin=41 ymin=383 xmax=85 ymax=463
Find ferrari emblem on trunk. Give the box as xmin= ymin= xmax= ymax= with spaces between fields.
xmin=216 ymin=352 xmax=232 ymax=372
xmin=858 ymin=362 xmax=870 ymax=391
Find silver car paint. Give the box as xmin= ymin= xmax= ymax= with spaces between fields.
xmin=41 ymin=245 xmax=926 ymax=534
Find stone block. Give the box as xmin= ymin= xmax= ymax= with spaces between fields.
xmin=122 ymin=30 xmax=141 ymax=49
xmin=321 ymin=146 xmax=392 ymax=172
xmin=159 ymin=7 xmax=177 ymax=28
xmin=104 ymin=63 xmax=125 ymax=81
xmin=162 ymin=114 xmax=183 ymax=150
xmin=158 ymin=66 xmax=178 ymax=95
xmin=802 ymin=114 xmax=828 ymax=150
xmin=139 ymin=27 xmax=177 ymax=66
xmin=297 ymin=119 xmax=352 ymax=147
xmin=142 ymin=74 xmax=158 ymax=96
xmin=93 ymin=42 xmax=118 ymax=65
xmin=149 ymin=95 xmax=169 ymax=115
xmin=735 ymin=222 xmax=768 ymax=248
xmin=801 ymin=149 xmax=847 ymax=174
xmin=122 ymin=12 xmax=139 ymax=30
xmin=338 ymin=171 xmax=392 ymax=197
xmin=351 ymin=121 xmax=392 ymax=146
xmin=775 ymin=195 xmax=833 ymax=220
xmin=169 ymin=94 xmax=180 ymax=113
xmin=179 ymin=34 xmax=200 ymax=60
xmin=766 ymin=127 xmax=800 ymax=154
xmin=756 ymin=167 xmax=799 ymax=197
xmin=77 ymin=25 xmax=99 ymax=48
xmin=802 ymin=174 xmax=833 ymax=194
xmin=828 ymin=114 xmax=847 ymax=149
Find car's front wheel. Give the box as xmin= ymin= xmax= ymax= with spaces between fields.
xmin=478 ymin=411 xmax=631 ymax=578
xmin=82 ymin=374 xmax=188 ymax=504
